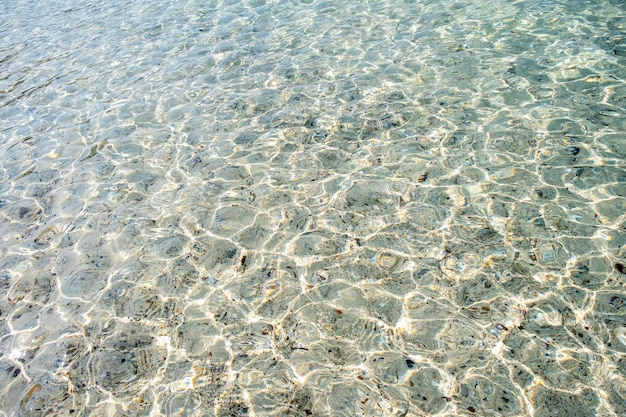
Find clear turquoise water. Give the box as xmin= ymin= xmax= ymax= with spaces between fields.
xmin=1 ymin=0 xmax=625 ymax=416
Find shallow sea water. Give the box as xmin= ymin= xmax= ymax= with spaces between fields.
xmin=1 ymin=0 xmax=626 ymax=415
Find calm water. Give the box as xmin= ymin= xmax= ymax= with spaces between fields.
xmin=1 ymin=0 xmax=625 ymax=416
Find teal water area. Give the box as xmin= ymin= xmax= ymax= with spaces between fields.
xmin=1 ymin=0 xmax=625 ymax=416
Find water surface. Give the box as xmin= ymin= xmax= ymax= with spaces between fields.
xmin=1 ymin=0 xmax=626 ymax=416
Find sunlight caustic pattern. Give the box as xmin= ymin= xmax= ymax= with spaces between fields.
xmin=0 ymin=0 xmax=625 ymax=416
